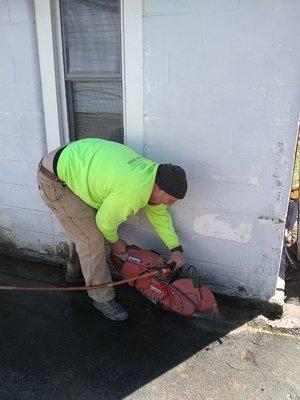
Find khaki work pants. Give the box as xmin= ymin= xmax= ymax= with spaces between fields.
xmin=37 ymin=167 xmax=115 ymax=303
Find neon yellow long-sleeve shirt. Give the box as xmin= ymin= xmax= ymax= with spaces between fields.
xmin=57 ymin=138 xmax=180 ymax=249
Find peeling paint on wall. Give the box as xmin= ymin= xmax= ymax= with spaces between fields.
xmin=194 ymin=214 xmax=252 ymax=243
xmin=272 ymin=140 xmax=287 ymax=190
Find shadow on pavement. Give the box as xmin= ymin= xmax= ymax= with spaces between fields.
xmin=0 ymin=255 xmax=261 ymax=400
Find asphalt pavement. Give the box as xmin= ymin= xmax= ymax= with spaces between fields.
xmin=0 ymin=255 xmax=299 ymax=400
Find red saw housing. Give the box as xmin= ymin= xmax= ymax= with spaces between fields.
xmin=110 ymin=247 xmax=217 ymax=317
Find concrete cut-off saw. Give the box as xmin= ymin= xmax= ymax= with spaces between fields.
xmin=110 ymin=245 xmax=217 ymax=318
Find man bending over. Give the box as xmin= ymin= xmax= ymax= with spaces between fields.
xmin=37 ymin=138 xmax=188 ymax=321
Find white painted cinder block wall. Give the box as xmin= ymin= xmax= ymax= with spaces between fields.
xmin=0 ymin=0 xmax=66 ymax=262
xmin=121 ymin=0 xmax=300 ymax=300
xmin=0 ymin=0 xmax=299 ymax=301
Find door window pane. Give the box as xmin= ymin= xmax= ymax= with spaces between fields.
xmin=61 ymin=0 xmax=121 ymax=75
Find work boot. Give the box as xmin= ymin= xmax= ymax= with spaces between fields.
xmin=93 ymin=298 xmax=128 ymax=321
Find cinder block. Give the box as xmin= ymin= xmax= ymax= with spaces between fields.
xmin=0 ymin=83 xmax=43 ymax=111
xmin=238 ymin=0 xmax=300 ymax=10
xmin=266 ymin=143 xmax=292 ymax=192
xmin=196 ymin=85 xmax=267 ymax=121
xmin=193 ymin=152 xmax=266 ymax=187
xmin=144 ymin=116 xmax=169 ymax=146
xmin=13 ymin=229 xmax=54 ymax=255
xmin=169 ymin=118 xmax=230 ymax=151
xmin=192 ymin=260 xmax=250 ymax=288
xmin=230 ymin=121 xmax=292 ymax=155
xmin=0 ymin=24 xmax=36 ymax=54
xmin=273 ymin=10 xmax=300 ymax=49
xmin=0 ymin=182 xmax=48 ymax=211
xmin=23 ymin=162 xmax=40 ymax=187
xmin=0 ymin=112 xmax=21 ymax=136
xmin=179 ymin=231 xmax=278 ymax=270
xmin=144 ymin=15 xmax=202 ymax=51
xmin=8 ymin=0 xmax=34 ymax=23
xmin=144 ymin=16 xmax=171 ymax=50
xmin=144 ymin=84 xmax=170 ymax=116
xmin=144 ymin=0 xmax=238 ymax=15
xmin=183 ymin=160 xmax=232 ymax=184
xmin=229 ymin=152 xmax=260 ymax=185
xmin=189 ymin=180 xmax=281 ymax=217
xmin=265 ymin=86 xmax=300 ymax=122
xmin=145 ymin=85 xmax=266 ymax=123
xmin=13 ymin=54 xmax=40 ymax=84
xmin=144 ymin=50 xmax=169 ymax=85
xmin=203 ymin=11 xmax=273 ymax=49
xmin=144 ymin=145 xmax=167 ymax=164
xmin=0 ymin=205 xmax=32 ymax=230
xmin=3 ymin=136 xmax=45 ymax=162
xmin=144 ymin=145 xmax=201 ymax=165
xmin=145 ymin=85 xmax=200 ymax=118
xmin=0 ymin=160 xmax=41 ymax=187
xmin=32 ymin=210 xmax=52 ymax=234
xmin=0 ymin=0 xmax=9 ymax=23
xmin=172 ymin=49 xmax=300 ymax=86
xmin=259 ymin=50 xmax=300 ymax=86
xmin=169 ymin=85 xmax=199 ymax=117
xmin=270 ymin=170 xmax=293 ymax=216
xmin=0 ymin=138 xmax=3 ymax=159
xmin=20 ymin=111 xmax=45 ymax=138
xmin=171 ymin=50 xmax=223 ymax=84
xmin=263 ymin=151 xmax=288 ymax=190
xmin=253 ymin=217 xmax=284 ymax=248
xmin=193 ymin=260 xmax=276 ymax=300
xmin=0 ymin=160 xmax=30 ymax=185
xmin=0 ymin=55 xmax=14 ymax=83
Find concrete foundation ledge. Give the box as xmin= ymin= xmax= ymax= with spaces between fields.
xmin=0 ymin=246 xmax=64 ymax=266
xmin=215 ymin=291 xmax=283 ymax=320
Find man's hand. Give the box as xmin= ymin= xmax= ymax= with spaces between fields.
xmin=167 ymin=251 xmax=185 ymax=269
xmin=110 ymin=239 xmax=127 ymax=255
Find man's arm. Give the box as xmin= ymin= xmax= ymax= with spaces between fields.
xmin=144 ymin=203 xmax=185 ymax=267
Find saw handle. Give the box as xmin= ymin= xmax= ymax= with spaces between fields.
xmin=164 ymin=263 xmax=183 ymax=283
xmin=165 ymin=261 xmax=177 ymax=270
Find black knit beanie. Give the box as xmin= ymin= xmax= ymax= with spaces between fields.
xmin=155 ymin=164 xmax=188 ymax=199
